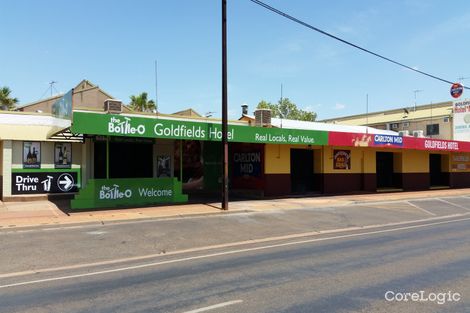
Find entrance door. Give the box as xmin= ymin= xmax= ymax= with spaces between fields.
xmin=290 ymin=149 xmax=314 ymax=193
xmin=429 ymin=154 xmax=443 ymax=186
xmin=376 ymin=152 xmax=394 ymax=188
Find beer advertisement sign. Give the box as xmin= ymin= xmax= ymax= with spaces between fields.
xmin=333 ymin=150 xmax=351 ymax=170
xmin=55 ymin=142 xmax=72 ymax=169
xmin=23 ymin=141 xmax=41 ymax=169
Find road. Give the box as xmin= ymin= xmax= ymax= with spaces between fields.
xmin=1 ymin=196 xmax=469 ymax=312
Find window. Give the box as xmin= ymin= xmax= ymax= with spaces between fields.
xmin=390 ymin=123 xmax=399 ymax=130
xmin=402 ymin=122 xmax=410 ymax=128
xmin=443 ymin=117 xmax=449 ymax=123
xmin=426 ymin=124 xmax=439 ymax=136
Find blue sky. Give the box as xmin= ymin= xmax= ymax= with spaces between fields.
xmin=2 ymin=0 xmax=470 ymax=120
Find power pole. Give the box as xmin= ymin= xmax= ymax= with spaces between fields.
xmin=221 ymin=0 xmax=229 ymax=210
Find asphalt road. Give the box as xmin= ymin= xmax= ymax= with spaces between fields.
xmin=1 ymin=197 xmax=469 ymax=312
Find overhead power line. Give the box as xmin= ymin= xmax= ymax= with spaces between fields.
xmin=249 ymin=0 xmax=470 ymax=90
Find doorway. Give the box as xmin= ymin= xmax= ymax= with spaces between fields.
xmin=290 ymin=149 xmax=314 ymax=193
xmin=376 ymin=152 xmax=395 ymax=188
xmin=429 ymin=154 xmax=447 ymax=186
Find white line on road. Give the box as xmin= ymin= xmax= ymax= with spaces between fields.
xmin=437 ymin=198 xmax=470 ymax=212
xmin=0 ymin=215 xmax=469 ymax=290
xmin=405 ymin=201 xmax=436 ymax=216
xmin=181 ymin=300 xmax=243 ymax=313
xmin=0 ymin=213 xmax=465 ymax=280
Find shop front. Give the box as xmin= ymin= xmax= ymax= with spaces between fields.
xmin=70 ymin=110 xmax=328 ymax=209
xmin=0 ymin=111 xmax=83 ymax=201
xmin=4 ymin=109 xmax=470 ymax=207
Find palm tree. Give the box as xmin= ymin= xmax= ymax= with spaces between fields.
xmin=0 ymin=86 xmax=19 ymax=110
xmin=129 ymin=92 xmax=156 ymax=112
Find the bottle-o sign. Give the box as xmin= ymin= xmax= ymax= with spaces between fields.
xmin=450 ymin=83 xmax=464 ymax=98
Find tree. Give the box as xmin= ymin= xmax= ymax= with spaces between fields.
xmin=256 ymin=98 xmax=317 ymax=121
xmin=0 ymin=86 xmax=19 ymax=110
xmin=129 ymin=92 xmax=156 ymax=112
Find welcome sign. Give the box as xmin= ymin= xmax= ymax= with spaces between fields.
xmin=71 ymin=177 xmax=188 ymax=209
xmin=72 ymin=112 xmax=328 ymax=146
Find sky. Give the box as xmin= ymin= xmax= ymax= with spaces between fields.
xmin=1 ymin=0 xmax=470 ymax=120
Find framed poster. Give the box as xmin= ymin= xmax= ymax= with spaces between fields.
xmin=55 ymin=142 xmax=72 ymax=169
xmin=156 ymin=155 xmax=171 ymax=178
xmin=23 ymin=141 xmax=41 ymax=169
xmin=333 ymin=149 xmax=351 ymax=170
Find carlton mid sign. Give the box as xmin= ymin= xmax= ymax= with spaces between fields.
xmin=72 ymin=112 xmax=328 ymax=146
xmin=373 ymin=134 xmax=403 ymax=146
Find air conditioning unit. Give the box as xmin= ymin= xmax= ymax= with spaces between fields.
xmin=254 ymin=109 xmax=272 ymax=127
xmin=104 ymin=99 xmax=122 ymax=114
xmin=398 ymin=130 xmax=409 ymax=136
xmin=413 ymin=130 xmax=425 ymax=138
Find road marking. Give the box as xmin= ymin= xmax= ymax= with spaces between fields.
xmin=181 ymin=300 xmax=243 ymax=313
xmin=0 ymin=213 xmax=467 ymax=280
xmin=0 ymin=211 xmax=254 ymax=234
xmin=405 ymin=201 xmax=436 ymax=216
xmin=0 ymin=215 xmax=469 ymax=289
xmin=437 ymin=198 xmax=470 ymax=212
xmin=85 ymin=231 xmax=108 ymax=235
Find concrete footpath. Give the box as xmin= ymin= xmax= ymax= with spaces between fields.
xmin=1 ymin=188 xmax=470 ymax=229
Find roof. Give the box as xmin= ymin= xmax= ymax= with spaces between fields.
xmin=16 ymin=79 xmax=115 ymax=110
xmin=270 ymin=118 xmax=398 ymax=135
xmin=238 ymin=114 xmax=397 ymax=135
xmin=321 ymin=101 xmax=453 ymax=126
xmin=0 ymin=111 xmax=71 ymax=140
xmin=172 ymin=108 xmax=202 ymax=117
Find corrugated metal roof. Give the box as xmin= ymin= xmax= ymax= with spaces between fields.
xmin=270 ymin=118 xmax=398 ymax=135
xmin=321 ymin=102 xmax=453 ymax=126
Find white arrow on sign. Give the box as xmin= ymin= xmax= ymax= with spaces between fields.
xmin=57 ymin=174 xmax=74 ymax=191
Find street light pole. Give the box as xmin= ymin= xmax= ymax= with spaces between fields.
xmin=221 ymin=0 xmax=229 ymax=210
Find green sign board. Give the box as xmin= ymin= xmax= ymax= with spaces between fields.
xmin=72 ymin=112 xmax=328 ymax=145
xmin=71 ymin=177 xmax=188 ymax=210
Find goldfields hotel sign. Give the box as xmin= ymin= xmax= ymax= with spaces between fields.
xmin=71 ymin=112 xmax=328 ymax=145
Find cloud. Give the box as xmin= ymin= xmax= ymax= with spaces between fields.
xmin=336 ymin=26 xmax=355 ymax=35
xmin=410 ymin=12 xmax=470 ymax=48
xmin=334 ymin=103 xmax=346 ymax=110
xmin=285 ymin=41 xmax=303 ymax=53
xmin=303 ymin=104 xmax=322 ymax=112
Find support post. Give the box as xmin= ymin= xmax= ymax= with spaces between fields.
xmin=106 ymin=136 xmax=110 ymax=179
xmin=221 ymin=0 xmax=229 ymax=210
xmin=180 ymin=140 xmax=183 ymax=182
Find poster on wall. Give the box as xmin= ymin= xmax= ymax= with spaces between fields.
xmin=156 ymin=155 xmax=171 ymax=177
xmin=55 ymin=142 xmax=72 ymax=169
xmin=174 ymin=140 xmax=204 ymax=190
xmin=23 ymin=141 xmax=41 ymax=169
xmin=333 ymin=150 xmax=351 ymax=170
xmin=451 ymin=153 xmax=470 ymax=171
xmin=231 ymin=143 xmax=264 ymax=190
